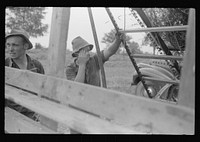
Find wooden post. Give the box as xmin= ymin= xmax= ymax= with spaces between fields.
xmin=178 ymin=9 xmax=195 ymax=109
xmin=39 ymin=7 xmax=71 ymax=131
xmin=88 ymin=8 xmax=107 ymax=88
xmin=47 ymin=7 xmax=70 ymax=77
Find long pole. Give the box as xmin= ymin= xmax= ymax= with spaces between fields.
xmin=105 ymin=8 xmax=152 ymax=98
xmin=88 ymin=8 xmax=107 ymax=88
xmin=119 ymin=25 xmax=188 ymax=33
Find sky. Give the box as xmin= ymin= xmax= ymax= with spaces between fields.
xmin=30 ymin=7 xmax=153 ymax=53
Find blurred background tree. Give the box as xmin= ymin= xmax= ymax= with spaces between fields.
xmin=5 ymin=7 xmax=48 ymax=38
xmin=101 ymin=29 xmax=143 ymax=54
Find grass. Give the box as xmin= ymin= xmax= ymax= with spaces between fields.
xmin=104 ymin=54 xmax=151 ymax=95
xmin=10 ymin=48 xmax=151 ymax=95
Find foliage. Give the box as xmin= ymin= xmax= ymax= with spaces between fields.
xmin=130 ymin=8 xmax=189 ymax=51
xmin=128 ymin=41 xmax=143 ymax=54
xmin=101 ymin=29 xmax=139 ymax=54
xmin=5 ymin=7 xmax=48 ymax=38
xmin=35 ymin=43 xmax=43 ymax=49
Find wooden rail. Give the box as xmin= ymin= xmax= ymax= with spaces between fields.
xmin=5 ymin=107 xmax=56 ymax=134
xmin=5 ymin=67 xmax=194 ymax=134
xmin=5 ymin=85 xmax=138 ymax=134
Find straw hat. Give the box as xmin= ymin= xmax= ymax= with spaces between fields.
xmin=5 ymin=28 xmax=33 ymax=50
xmin=71 ymin=36 xmax=93 ymax=57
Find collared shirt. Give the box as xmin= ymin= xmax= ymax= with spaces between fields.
xmin=66 ymin=51 xmax=108 ymax=86
xmin=5 ymin=54 xmax=45 ymax=120
xmin=5 ymin=54 xmax=45 ymax=74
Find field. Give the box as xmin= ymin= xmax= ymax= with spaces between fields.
xmin=26 ymin=48 xmax=151 ymax=95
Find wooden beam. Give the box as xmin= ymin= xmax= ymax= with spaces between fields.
xmin=5 ymin=107 xmax=56 ymax=133
xmin=47 ymin=7 xmax=70 ymax=77
xmin=131 ymin=54 xmax=183 ymax=61
xmin=178 ymin=9 xmax=195 ymax=109
xmin=88 ymin=7 xmax=107 ymax=88
xmin=119 ymin=25 xmax=188 ymax=33
xmin=40 ymin=7 xmax=71 ymax=131
xmin=5 ymin=67 xmax=194 ymax=134
xmin=5 ymin=85 xmax=140 ymax=134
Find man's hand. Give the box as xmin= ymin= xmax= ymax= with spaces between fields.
xmin=76 ymin=50 xmax=90 ymax=66
xmin=115 ymin=31 xmax=126 ymax=41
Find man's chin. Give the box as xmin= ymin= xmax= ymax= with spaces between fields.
xmin=9 ymin=54 xmax=17 ymax=58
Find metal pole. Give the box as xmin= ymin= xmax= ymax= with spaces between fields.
xmin=119 ymin=25 xmax=188 ymax=33
xmin=105 ymin=7 xmax=152 ymax=98
xmin=88 ymin=8 xmax=107 ymax=88
xmin=131 ymin=54 xmax=183 ymax=61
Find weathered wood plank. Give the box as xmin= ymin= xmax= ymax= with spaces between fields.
xmin=5 ymin=67 xmax=194 ymax=134
xmin=5 ymin=107 xmax=57 ymax=134
xmin=178 ymin=9 xmax=195 ymax=109
xmin=5 ymin=85 xmax=140 ymax=134
xmin=46 ymin=7 xmax=70 ymax=76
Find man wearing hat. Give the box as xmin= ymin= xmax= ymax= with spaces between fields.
xmin=5 ymin=28 xmax=45 ymax=121
xmin=66 ymin=32 xmax=124 ymax=86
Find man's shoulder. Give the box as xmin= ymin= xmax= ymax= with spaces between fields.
xmin=27 ymin=55 xmax=42 ymax=66
xmin=5 ymin=57 xmax=11 ymax=66
xmin=91 ymin=50 xmax=106 ymax=63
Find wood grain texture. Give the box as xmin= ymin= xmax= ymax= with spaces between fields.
xmin=5 ymin=67 xmax=194 ymax=134
xmin=5 ymin=107 xmax=56 ymax=134
xmin=5 ymin=85 xmax=140 ymax=134
xmin=178 ymin=9 xmax=195 ymax=109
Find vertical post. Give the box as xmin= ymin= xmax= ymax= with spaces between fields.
xmin=178 ymin=9 xmax=195 ymax=109
xmin=47 ymin=7 xmax=71 ymax=77
xmin=88 ymin=7 xmax=107 ymax=88
xmin=39 ymin=7 xmax=71 ymax=131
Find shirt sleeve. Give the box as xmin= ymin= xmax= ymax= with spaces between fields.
xmin=32 ymin=59 xmax=45 ymax=74
xmin=5 ymin=58 xmax=10 ymax=66
xmin=39 ymin=64 xmax=45 ymax=74
xmin=66 ymin=63 xmax=77 ymax=81
xmin=93 ymin=50 xmax=108 ymax=69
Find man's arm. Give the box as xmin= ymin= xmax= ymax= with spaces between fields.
xmin=103 ymin=32 xmax=123 ymax=61
xmin=74 ymin=64 xmax=86 ymax=83
xmin=74 ymin=50 xmax=90 ymax=83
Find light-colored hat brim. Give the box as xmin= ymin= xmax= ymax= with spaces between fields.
xmin=72 ymin=44 xmax=93 ymax=57
xmin=5 ymin=34 xmax=33 ymax=50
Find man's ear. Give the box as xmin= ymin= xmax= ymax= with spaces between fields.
xmin=23 ymin=43 xmax=29 ymax=50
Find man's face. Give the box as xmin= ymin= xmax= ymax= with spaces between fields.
xmin=79 ymin=46 xmax=90 ymax=53
xmin=74 ymin=46 xmax=91 ymax=57
xmin=5 ymin=36 xmax=27 ymax=59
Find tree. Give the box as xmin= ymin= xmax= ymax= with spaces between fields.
xmin=130 ymin=8 xmax=189 ymax=52
xmin=129 ymin=41 xmax=143 ymax=54
xmin=101 ymin=29 xmax=132 ymax=54
xmin=5 ymin=7 xmax=48 ymax=38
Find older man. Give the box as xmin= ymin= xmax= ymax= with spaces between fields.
xmin=66 ymin=32 xmax=124 ymax=86
xmin=5 ymin=28 xmax=45 ymax=121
